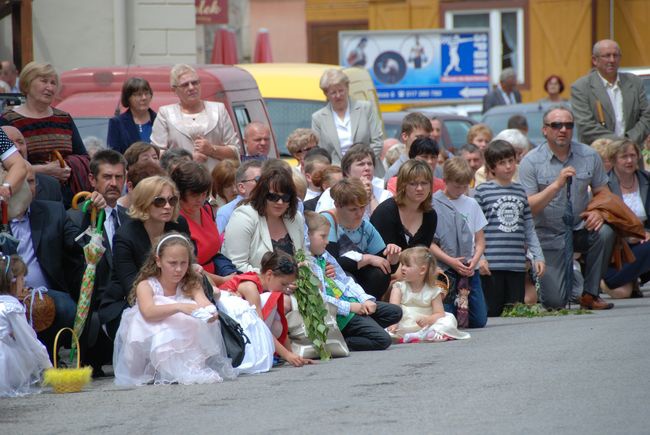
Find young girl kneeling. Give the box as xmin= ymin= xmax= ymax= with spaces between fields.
xmin=113 ymin=233 xmax=236 ymax=385
xmin=388 ymin=247 xmax=470 ymax=343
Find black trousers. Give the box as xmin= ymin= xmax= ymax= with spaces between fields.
xmin=341 ymin=302 xmax=402 ymax=351
xmin=481 ymin=270 xmax=525 ymax=317
xmin=351 ymin=265 xmax=391 ymax=300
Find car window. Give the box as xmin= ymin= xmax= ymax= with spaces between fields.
xmin=264 ymin=99 xmax=324 ymax=156
xmin=73 ymin=117 xmax=110 ymax=145
xmin=444 ymin=120 xmax=473 ymax=148
xmin=232 ymin=105 xmax=251 ymax=140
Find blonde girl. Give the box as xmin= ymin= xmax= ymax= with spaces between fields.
xmin=388 ymin=247 xmax=469 ymax=343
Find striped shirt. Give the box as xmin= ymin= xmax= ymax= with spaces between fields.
xmin=474 ymin=181 xmax=544 ymax=271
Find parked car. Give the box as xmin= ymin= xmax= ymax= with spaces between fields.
xmin=383 ymin=111 xmax=476 ymax=153
xmin=237 ymin=63 xmax=382 ymax=156
xmin=481 ymin=101 xmax=576 ymax=147
xmin=53 ymin=65 xmax=279 ymax=157
xmin=407 ymin=103 xmax=483 ymax=121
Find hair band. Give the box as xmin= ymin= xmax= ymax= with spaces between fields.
xmin=156 ymin=234 xmax=189 ymax=256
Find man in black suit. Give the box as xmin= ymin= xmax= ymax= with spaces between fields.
xmin=10 ymin=164 xmax=91 ymax=358
xmin=1 ymin=125 xmax=62 ymax=202
xmin=482 ymin=67 xmax=522 ymax=114
xmin=68 ymin=149 xmax=128 ymax=376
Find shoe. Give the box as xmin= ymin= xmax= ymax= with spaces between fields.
xmin=631 ymin=281 xmax=644 ymax=298
xmin=92 ymin=366 xmax=107 ymax=378
xmin=580 ymin=293 xmax=614 ymax=310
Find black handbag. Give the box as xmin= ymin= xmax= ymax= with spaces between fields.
xmin=218 ymin=309 xmax=250 ymax=368
xmin=200 ymin=273 xmax=250 ymax=367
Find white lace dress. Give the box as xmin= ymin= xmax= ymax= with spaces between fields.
xmin=0 ymin=295 xmax=52 ymax=397
xmin=113 ymin=277 xmax=236 ymax=386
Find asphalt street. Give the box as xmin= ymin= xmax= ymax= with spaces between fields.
xmin=2 ymin=292 xmax=649 ymax=435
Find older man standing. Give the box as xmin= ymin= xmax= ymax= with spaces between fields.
xmin=519 ymin=106 xmax=615 ymax=310
xmin=243 ymin=121 xmax=271 ymax=160
xmin=482 ymin=67 xmax=522 ymax=114
xmin=571 ymin=39 xmax=650 ymax=146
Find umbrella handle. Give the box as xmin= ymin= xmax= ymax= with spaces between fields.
xmin=50 ymin=150 xmax=66 ymax=168
xmin=95 ymin=209 xmax=105 ymax=235
xmin=71 ymin=191 xmax=92 ymax=210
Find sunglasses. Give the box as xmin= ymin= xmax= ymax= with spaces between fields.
xmin=175 ymin=79 xmax=201 ymax=89
xmin=266 ymin=192 xmax=291 ymax=203
xmin=152 ymin=196 xmax=179 ymax=208
xmin=544 ymin=122 xmax=574 ymax=130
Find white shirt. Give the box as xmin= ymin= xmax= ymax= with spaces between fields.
xmin=599 ymin=72 xmax=625 ymax=137
xmin=498 ymin=84 xmax=516 ymax=105
xmin=334 ymin=107 xmax=353 ymax=156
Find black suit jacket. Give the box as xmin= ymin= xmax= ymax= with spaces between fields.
xmin=107 ymin=108 xmax=157 ymax=154
xmin=67 ymin=205 xmax=130 ymax=308
xmin=99 ymin=216 xmax=190 ymax=325
xmin=26 ymin=200 xmax=83 ymax=293
xmin=35 ymin=173 xmax=63 ymax=202
xmin=482 ymin=87 xmax=522 ymax=114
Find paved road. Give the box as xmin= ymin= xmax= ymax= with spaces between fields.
xmin=2 ymin=293 xmax=649 ymax=435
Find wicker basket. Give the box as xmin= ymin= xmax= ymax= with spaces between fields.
xmin=43 ymin=328 xmax=92 ymax=394
xmin=22 ymin=290 xmax=56 ymax=332
xmin=436 ymin=272 xmax=450 ymax=298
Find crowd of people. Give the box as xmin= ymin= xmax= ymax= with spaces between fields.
xmin=1 ymin=37 xmax=650 ymax=395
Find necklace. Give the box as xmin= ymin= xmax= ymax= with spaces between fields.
xmin=619 ymin=176 xmax=636 ymax=190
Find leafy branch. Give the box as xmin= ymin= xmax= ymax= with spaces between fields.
xmin=294 ymin=250 xmax=331 ymax=360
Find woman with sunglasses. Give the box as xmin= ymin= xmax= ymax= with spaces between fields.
xmin=151 ymin=64 xmax=240 ymax=172
xmin=99 ymin=175 xmax=190 ymax=339
xmin=222 ymin=160 xmax=305 ymax=273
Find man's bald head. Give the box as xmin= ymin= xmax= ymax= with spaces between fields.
xmin=244 ymin=121 xmax=271 ymax=156
xmin=1 ymin=126 xmax=26 ymax=158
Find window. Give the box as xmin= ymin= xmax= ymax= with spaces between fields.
xmin=445 ymin=8 xmax=525 ymax=86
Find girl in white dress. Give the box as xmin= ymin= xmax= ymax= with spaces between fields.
xmin=113 ymin=233 xmax=236 ymax=385
xmin=0 ymin=254 xmax=52 ymax=397
xmin=388 ymin=247 xmax=469 ymax=343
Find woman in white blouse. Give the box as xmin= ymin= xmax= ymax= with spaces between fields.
xmin=151 ymin=64 xmax=240 ymax=171
xmin=606 ymin=138 xmax=650 ymax=298
xmin=311 ymin=69 xmax=384 ymax=176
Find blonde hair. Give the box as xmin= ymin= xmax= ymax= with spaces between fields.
xmin=0 ymin=254 xmax=27 ymax=296
xmin=128 ymin=232 xmax=201 ymax=305
xmin=170 ymin=64 xmax=197 ymax=87
xmin=443 ymin=157 xmax=473 ymax=185
xmin=467 ymin=124 xmax=493 ymax=145
xmin=304 ymin=210 xmax=331 ymax=233
xmin=399 ymin=247 xmax=437 ymax=287
xmin=19 ymin=62 xmax=59 ymax=95
xmin=319 ymin=69 xmax=349 ymax=93
xmin=591 ymin=138 xmax=615 ymax=163
xmin=286 ymin=128 xmax=319 ymax=155
xmin=128 ymin=176 xmax=180 ymax=222
xmin=385 ymin=143 xmax=405 ymax=168
xmin=292 ymin=171 xmax=308 ymax=200
xmin=609 ymin=138 xmax=641 ymax=165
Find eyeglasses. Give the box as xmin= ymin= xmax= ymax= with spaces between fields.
xmin=152 ymin=195 xmax=179 ymax=208
xmin=407 ymin=181 xmax=431 ymax=189
xmin=597 ymin=53 xmax=621 ymax=60
xmin=544 ymin=122 xmax=574 ymax=130
xmin=240 ymin=176 xmax=260 ymax=184
xmin=174 ymin=79 xmax=201 ymax=89
xmin=266 ymin=192 xmax=291 ymax=203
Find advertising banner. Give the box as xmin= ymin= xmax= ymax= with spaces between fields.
xmin=339 ymin=29 xmax=490 ymax=103
xmin=195 ymin=0 xmax=228 ymax=24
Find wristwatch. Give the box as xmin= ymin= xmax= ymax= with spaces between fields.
xmin=1 ymin=182 xmax=11 ymax=196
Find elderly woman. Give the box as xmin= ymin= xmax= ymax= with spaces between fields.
xmin=0 ymin=62 xmax=88 ymax=205
xmin=606 ymin=139 xmax=650 ymax=298
xmin=107 ymin=77 xmax=157 ymax=153
xmin=151 ymin=64 xmax=240 ymax=171
xmin=170 ymin=160 xmax=235 ymax=285
xmin=311 ymin=69 xmax=384 ymax=176
xmin=541 ymin=75 xmax=567 ymax=103
xmin=371 ymin=160 xmax=437 ymax=255
xmin=321 ymin=177 xmax=401 ymax=299
xmin=316 ymin=144 xmax=391 ymax=216
xmin=222 ymin=160 xmax=305 ymax=273
xmin=99 ymin=176 xmax=190 ymax=338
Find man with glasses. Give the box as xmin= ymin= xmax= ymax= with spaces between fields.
xmin=519 ymin=106 xmax=615 ymax=310
xmin=216 ymin=159 xmax=263 ymax=233
xmin=572 ymin=39 xmax=650 ymax=146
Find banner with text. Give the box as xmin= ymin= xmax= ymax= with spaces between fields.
xmin=339 ymin=29 xmax=489 ymax=103
xmin=196 ymin=0 xmax=228 ymax=24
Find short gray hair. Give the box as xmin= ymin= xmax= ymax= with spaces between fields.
xmin=170 ymin=64 xmax=197 ymax=87
xmin=542 ymin=105 xmax=573 ymax=124
xmin=592 ymin=39 xmax=621 ymax=57
xmin=499 ymin=67 xmax=516 ymax=82
xmin=493 ymin=129 xmax=529 ymax=152
xmin=319 ymin=69 xmax=349 ymax=92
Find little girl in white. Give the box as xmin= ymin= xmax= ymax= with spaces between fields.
xmin=0 ymin=254 xmax=52 ymax=397
xmin=388 ymin=247 xmax=470 ymax=343
xmin=113 ymin=233 xmax=236 ymax=385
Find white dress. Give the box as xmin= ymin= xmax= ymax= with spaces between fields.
xmin=113 ymin=277 xmax=236 ymax=386
xmin=217 ymin=292 xmax=274 ymax=374
xmin=0 ymin=295 xmax=52 ymax=397
xmin=392 ymin=282 xmax=470 ymax=342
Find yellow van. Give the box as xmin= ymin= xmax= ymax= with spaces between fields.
xmin=237 ymin=63 xmax=382 ymax=156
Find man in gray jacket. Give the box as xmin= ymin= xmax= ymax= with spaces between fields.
xmin=571 ymin=39 xmax=650 ymax=146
